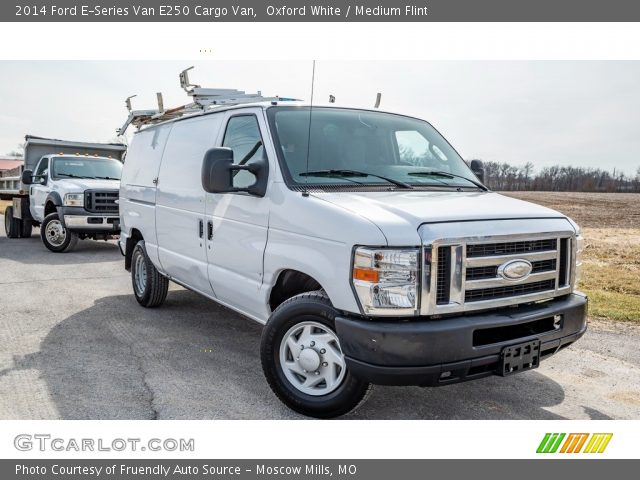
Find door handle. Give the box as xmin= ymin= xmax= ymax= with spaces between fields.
xmin=207 ymin=221 xmax=213 ymax=240
xmin=198 ymin=219 xmax=204 ymax=238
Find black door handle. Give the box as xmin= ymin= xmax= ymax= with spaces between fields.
xmin=207 ymin=221 xmax=213 ymax=240
xmin=198 ymin=219 xmax=204 ymax=238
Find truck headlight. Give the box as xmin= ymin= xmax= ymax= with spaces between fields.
xmin=573 ymin=234 xmax=584 ymax=289
xmin=63 ymin=193 xmax=84 ymax=207
xmin=352 ymin=247 xmax=419 ymax=315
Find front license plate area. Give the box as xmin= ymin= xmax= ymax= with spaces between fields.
xmin=500 ymin=339 xmax=541 ymax=376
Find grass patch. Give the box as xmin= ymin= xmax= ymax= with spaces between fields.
xmin=579 ymin=227 xmax=640 ymax=322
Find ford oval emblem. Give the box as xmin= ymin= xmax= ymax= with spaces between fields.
xmin=498 ymin=259 xmax=533 ymax=280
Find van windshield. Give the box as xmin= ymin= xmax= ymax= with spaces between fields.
xmin=268 ymin=107 xmax=481 ymax=189
xmin=52 ymin=157 xmax=123 ymax=180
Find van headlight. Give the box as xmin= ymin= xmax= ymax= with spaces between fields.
xmin=573 ymin=234 xmax=584 ymax=289
xmin=352 ymin=247 xmax=419 ymax=316
xmin=63 ymin=193 xmax=84 ymax=207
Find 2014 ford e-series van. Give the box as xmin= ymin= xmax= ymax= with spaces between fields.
xmin=119 ymin=95 xmax=587 ymax=418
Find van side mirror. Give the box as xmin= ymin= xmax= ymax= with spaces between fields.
xmin=201 ymin=147 xmax=269 ymax=197
xmin=21 ymin=169 xmax=34 ymax=185
xmin=470 ymin=160 xmax=485 ymax=184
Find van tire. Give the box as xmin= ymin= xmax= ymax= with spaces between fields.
xmin=4 ymin=206 xmax=21 ymax=238
xmin=261 ymin=291 xmax=372 ymax=418
xmin=131 ymin=240 xmax=169 ymax=308
xmin=41 ymin=212 xmax=78 ymax=252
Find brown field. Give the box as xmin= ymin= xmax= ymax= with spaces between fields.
xmin=0 ymin=199 xmax=11 ymax=211
xmin=505 ymin=192 xmax=640 ymax=322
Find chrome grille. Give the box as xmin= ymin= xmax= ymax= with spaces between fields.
xmin=466 ymin=238 xmax=557 ymax=257
xmin=465 ymin=279 xmax=556 ymax=302
xmin=423 ymin=228 xmax=575 ymax=315
xmin=84 ymin=190 xmax=119 ymax=213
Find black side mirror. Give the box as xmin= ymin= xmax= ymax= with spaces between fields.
xmin=21 ymin=169 xmax=34 ymax=185
xmin=470 ymin=160 xmax=485 ymax=184
xmin=201 ymin=147 xmax=269 ymax=197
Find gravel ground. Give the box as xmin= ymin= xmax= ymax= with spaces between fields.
xmin=1 ymin=220 xmax=639 ymax=420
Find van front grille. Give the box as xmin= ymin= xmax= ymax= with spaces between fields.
xmin=428 ymin=233 xmax=573 ymax=314
xmin=466 ymin=239 xmax=557 ymax=258
xmin=465 ymin=279 xmax=556 ymax=303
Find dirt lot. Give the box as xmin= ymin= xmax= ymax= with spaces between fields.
xmin=504 ymin=192 xmax=640 ymax=322
xmin=1 ymin=195 xmax=639 ymax=420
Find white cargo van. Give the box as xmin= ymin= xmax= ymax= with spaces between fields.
xmin=119 ymin=87 xmax=586 ymax=418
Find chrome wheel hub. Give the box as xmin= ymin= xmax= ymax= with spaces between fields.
xmin=279 ymin=321 xmax=346 ymax=396
xmin=46 ymin=220 xmax=66 ymax=246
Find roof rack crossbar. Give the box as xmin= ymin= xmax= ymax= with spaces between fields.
xmin=117 ymin=67 xmax=297 ymax=135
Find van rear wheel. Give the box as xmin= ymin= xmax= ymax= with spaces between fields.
xmin=131 ymin=240 xmax=169 ymax=308
xmin=261 ymin=291 xmax=372 ymax=418
xmin=41 ymin=212 xmax=78 ymax=252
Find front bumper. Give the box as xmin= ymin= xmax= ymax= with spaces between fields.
xmin=58 ymin=206 xmax=120 ymax=233
xmin=335 ymin=293 xmax=588 ymax=386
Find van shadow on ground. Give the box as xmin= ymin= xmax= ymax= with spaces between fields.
xmin=3 ymin=290 xmax=607 ymax=420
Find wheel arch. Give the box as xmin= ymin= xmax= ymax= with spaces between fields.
xmin=268 ymin=269 xmax=325 ymax=313
xmin=44 ymin=192 xmax=62 ymax=217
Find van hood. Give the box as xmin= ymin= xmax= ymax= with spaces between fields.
xmin=52 ymin=178 xmax=120 ymax=192
xmin=311 ymin=190 xmax=567 ymax=242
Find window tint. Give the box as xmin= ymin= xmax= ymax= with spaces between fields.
xmin=223 ymin=115 xmax=264 ymax=188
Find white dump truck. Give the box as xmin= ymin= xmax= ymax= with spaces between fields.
xmin=0 ymin=136 xmax=126 ymax=252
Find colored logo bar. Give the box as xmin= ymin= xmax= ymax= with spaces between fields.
xmin=537 ymin=433 xmax=612 ymax=454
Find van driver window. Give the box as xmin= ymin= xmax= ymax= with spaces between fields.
xmin=223 ymin=115 xmax=264 ymax=189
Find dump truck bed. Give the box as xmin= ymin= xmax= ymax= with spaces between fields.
xmin=0 ymin=135 xmax=126 ymax=197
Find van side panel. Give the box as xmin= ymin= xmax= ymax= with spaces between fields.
xmin=120 ymin=124 xmax=172 ymax=268
xmin=155 ymin=115 xmax=223 ymax=296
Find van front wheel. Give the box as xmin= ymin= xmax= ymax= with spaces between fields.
xmin=131 ymin=240 xmax=169 ymax=308
xmin=261 ymin=291 xmax=372 ymax=418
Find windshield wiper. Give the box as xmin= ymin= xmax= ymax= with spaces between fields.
xmin=56 ymin=173 xmax=96 ymax=179
xmin=300 ymin=169 xmax=413 ymax=189
xmin=408 ymin=170 xmax=488 ymax=191
xmin=93 ymin=176 xmax=120 ymax=180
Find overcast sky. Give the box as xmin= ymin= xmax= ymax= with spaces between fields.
xmin=0 ymin=61 xmax=638 ymax=175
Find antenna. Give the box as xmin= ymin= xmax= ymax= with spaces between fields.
xmin=303 ymin=60 xmax=316 ymax=197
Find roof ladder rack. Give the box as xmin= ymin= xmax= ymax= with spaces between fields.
xmin=117 ymin=66 xmax=293 ymax=134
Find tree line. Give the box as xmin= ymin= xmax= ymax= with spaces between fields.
xmin=477 ymin=160 xmax=640 ymax=192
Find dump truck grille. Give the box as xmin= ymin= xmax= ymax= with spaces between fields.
xmin=84 ymin=190 xmax=119 ymax=213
